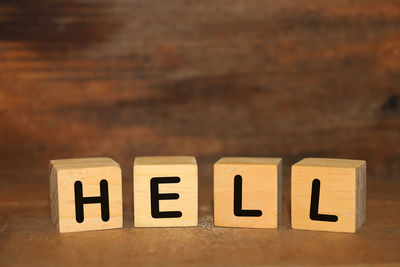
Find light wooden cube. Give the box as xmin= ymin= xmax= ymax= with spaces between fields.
xmin=291 ymin=158 xmax=366 ymax=233
xmin=134 ymin=156 xmax=198 ymax=227
xmin=50 ymin=157 xmax=123 ymax=233
xmin=214 ymin=157 xmax=282 ymax=228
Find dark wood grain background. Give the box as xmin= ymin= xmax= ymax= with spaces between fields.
xmin=1 ymin=0 xmax=399 ymax=187
xmin=0 ymin=1 xmax=400 ymax=265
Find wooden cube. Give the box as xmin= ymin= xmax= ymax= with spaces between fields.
xmin=214 ymin=157 xmax=282 ymax=228
xmin=291 ymin=158 xmax=366 ymax=233
xmin=49 ymin=157 xmax=123 ymax=233
xmin=133 ymin=156 xmax=198 ymax=227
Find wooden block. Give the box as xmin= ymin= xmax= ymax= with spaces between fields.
xmin=133 ymin=156 xmax=198 ymax=227
xmin=214 ymin=157 xmax=282 ymax=228
xmin=49 ymin=157 xmax=123 ymax=233
xmin=291 ymin=158 xmax=367 ymax=233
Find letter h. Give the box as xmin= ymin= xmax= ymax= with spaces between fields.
xmin=74 ymin=179 xmax=110 ymax=223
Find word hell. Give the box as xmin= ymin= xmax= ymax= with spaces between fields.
xmin=50 ymin=156 xmax=366 ymax=233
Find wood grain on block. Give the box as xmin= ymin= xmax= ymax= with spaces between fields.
xmin=291 ymin=158 xmax=366 ymax=233
xmin=214 ymin=157 xmax=282 ymax=228
xmin=49 ymin=157 xmax=123 ymax=233
xmin=133 ymin=156 xmax=198 ymax=227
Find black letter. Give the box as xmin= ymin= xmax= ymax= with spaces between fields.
xmin=309 ymin=179 xmax=338 ymax=222
xmin=234 ymin=175 xmax=262 ymax=217
xmin=74 ymin=179 xmax=110 ymax=223
xmin=150 ymin=177 xmax=182 ymax=218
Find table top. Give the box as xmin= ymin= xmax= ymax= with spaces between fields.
xmin=1 ymin=174 xmax=399 ymax=266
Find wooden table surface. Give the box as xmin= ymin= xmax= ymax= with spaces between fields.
xmin=1 ymin=174 xmax=400 ymax=266
xmin=0 ymin=0 xmax=399 ymax=265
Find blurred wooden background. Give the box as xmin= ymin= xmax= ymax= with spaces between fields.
xmin=1 ymin=0 xmax=399 ymax=187
xmin=0 ymin=1 xmax=399 ymax=265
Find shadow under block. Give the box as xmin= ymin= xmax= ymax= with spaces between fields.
xmin=291 ymin=158 xmax=366 ymax=233
xmin=49 ymin=157 xmax=123 ymax=233
xmin=133 ymin=156 xmax=198 ymax=227
xmin=214 ymin=157 xmax=282 ymax=228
